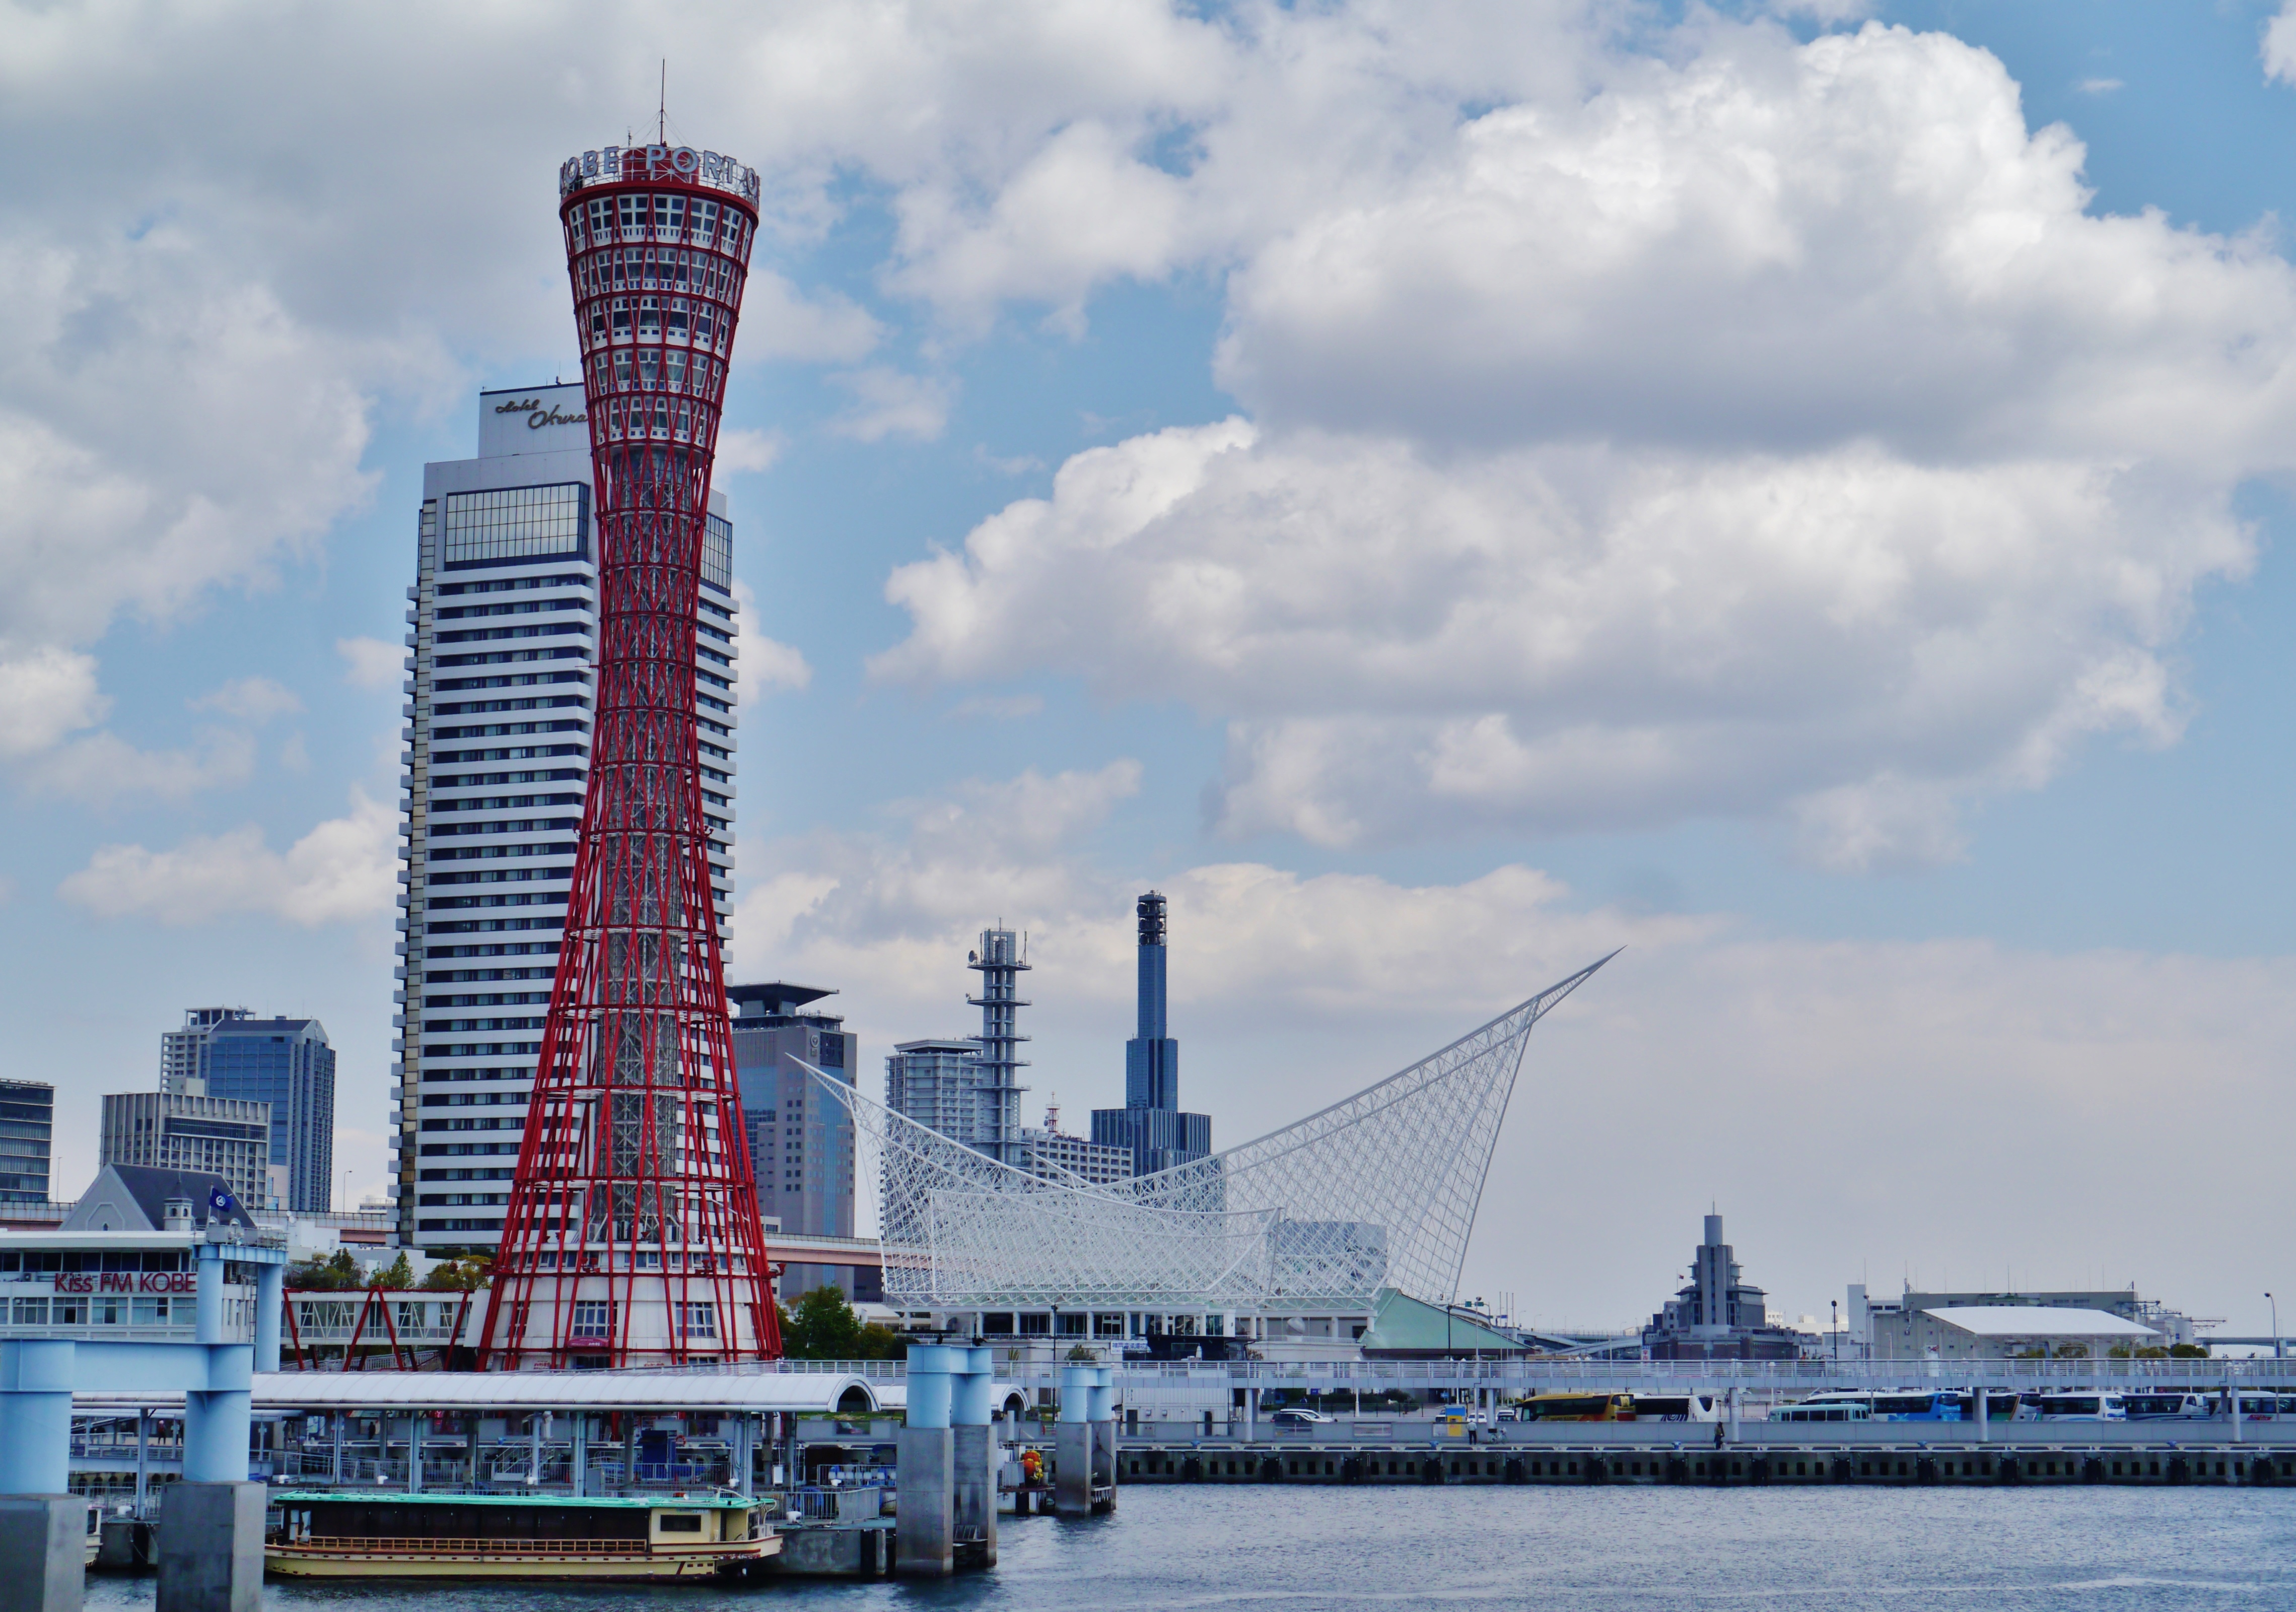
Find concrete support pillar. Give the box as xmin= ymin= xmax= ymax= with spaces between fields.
xmin=252 ymin=1263 xmax=283 ymax=1375
xmin=194 ymin=1246 xmax=225 ymax=1342
xmin=156 ymin=1482 xmax=264 ymax=1612
xmin=951 ymin=1346 xmax=996 ymax=1566
xmin=138 ymin=1410 xmax=154 ymax=1515
xmin=0 ymin=1496 xmax=84 ymax=1612
xmin=732 ymin=1414 xmax=752 ymax=1497
xmin=897 ymin=1345 xmax=958 ymax=1576
xmin=1726 ymin=1387 xmax=1741 ymax=1443
xmin=896 ymin=1427 xmax=954 ymax=1575
xmin=527 ymin=1413 xmax=543 ymax=1487
xmin=406 ymin=1413 xmax=425 ymax=1493
xmin=2233 ymin=1379 xmax=2246 ymax=1444
xmin=1087 ymin=1366 xmax=1116 ymax=1514
xmin=1055 ymin=1364 xmax=1093 ymax=1518
xmin=572 ymin=1414 xmax=588 ymax=1497
xmin=0 ymin=1341 xmax=76 ymax=1496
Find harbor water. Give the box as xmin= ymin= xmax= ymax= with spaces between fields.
xmin=82 ymin=1485 xmax=2296 ymax=1608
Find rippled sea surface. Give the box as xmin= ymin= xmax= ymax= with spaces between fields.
xmin=84 ymin=1486 xmax=2296 ymax=1610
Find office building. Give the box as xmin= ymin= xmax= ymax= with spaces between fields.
xmin=1019 ymin=1102 xmax=1133 ymax=1187
xmin=1092 ymin=892 xmax=1211 ymax=1176
xmin=885 ymin=1037 xmax=986 ymax=1147
xmin=0 ymin=1079 xmax=53 ymax=1203
xmin=1640 ymin=1212 xmax=1805 ymax=1361
xmin=195 ymin=1016 xmax=336 ymax=1214
xmin=729 ymin=982 xmax=858 ymax=1240
xmin=392 ymin=382 xmax=739 ymax=1249
xmin=99 ymin=1088 xmax=273 ymax=1212
xmin=160 ymin=1007 xmax=250 ymax=1092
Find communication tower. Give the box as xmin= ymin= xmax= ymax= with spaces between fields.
xmin=479 ymin=140 xmax=780 ymax=1366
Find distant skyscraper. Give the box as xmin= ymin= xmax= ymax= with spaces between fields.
xmin=391 ymin=383 xmax=740 ymax=1250
xmin=100 ymin=1089 xmax=273 ymax=1212
xmin=729 ymin=982 xmax=857 ymax=1239
xmin=0 ymin=1080 xmax=52 ymax=1204
xmin=161 ymin=1007 xmax=250 ymax=1093
xmin=195 ymin=1016 xmax=336 ymax=1213
xmin=1093 ymin=892 xmax=1211 ymax=1176
xmin=1020 ymin=1101 xmax=1132 ymax=1188
xmin=966 ymin=927 xmax=1030 ymax=1168
xmin=885 ymin=1037 xmax=987 ymax=1148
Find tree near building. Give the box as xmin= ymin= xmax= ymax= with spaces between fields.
xmin=777 ymin=1286 xmax=900 ymax=1361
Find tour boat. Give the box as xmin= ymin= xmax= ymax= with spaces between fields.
xmin=266 ymin=1490 xmax=779 ymax=1579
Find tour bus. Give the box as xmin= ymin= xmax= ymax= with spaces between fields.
xmin=1793 ymin=1390 xmax=1963 ymax=1422
xmin=1626 ymin=1394 xmax=1722 ymax=1424
xmin=1773 ymin=1400 xmax=1871 ymax=1424
xmin=2026 ymin=1392 xmax=2128 ymax=1422
xmin=2123 ymin=1392 xmax=2211 ymax=1421
xmin=1513 ymin=1392 xmax=1634 ymax=1422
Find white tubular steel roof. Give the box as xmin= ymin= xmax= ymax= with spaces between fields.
xmin=819 ymin=954 xmax=1615 ymax=1312
xmin=71 ymin=1372 xmax=905 ymax=1415
xmin=1924 ymin=1306 xmax=2160 ymax=1338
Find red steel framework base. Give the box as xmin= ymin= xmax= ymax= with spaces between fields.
xmin=478 ymin=141 xmax=781 ymax=1368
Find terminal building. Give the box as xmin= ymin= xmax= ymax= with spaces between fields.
xmin=390 ymin=383 xmax=739 ymax=1250
xmin=1857 ymin=1287 xmax=2203 ymax=1360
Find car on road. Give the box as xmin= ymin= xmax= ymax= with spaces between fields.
xmin=1270 ymin=1407 xmax=1337 ymax=1425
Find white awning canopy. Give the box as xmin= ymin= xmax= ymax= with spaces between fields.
xmin=71 ymin=1371 xmax=909 ymax=1417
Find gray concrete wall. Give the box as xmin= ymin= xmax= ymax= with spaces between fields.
xmin=894 ymin=1426 xmax=953 ymax=1576
xmin=952 ymin=1423 xmax=997 ymax=1567
xmin=0 ymin=1496 xmax=84 ymax=1612
xmin=1055 ymin=1421 xmax=1092 ymax=1517
xmin=156 ymin=1482 xmax=263 ymax=1612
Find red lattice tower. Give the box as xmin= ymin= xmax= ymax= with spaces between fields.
xmin=479 ymin=142 xmax=781 ymax=1368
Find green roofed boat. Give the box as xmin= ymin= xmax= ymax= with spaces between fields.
xmin=266 ymin=1490 xmax=779 ymax=1579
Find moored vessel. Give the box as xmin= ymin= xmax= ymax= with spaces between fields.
xmin=266 ymin=1491 xmax=778 ymax=1579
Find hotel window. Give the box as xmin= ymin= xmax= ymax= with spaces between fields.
xmin=619 ymin=193 xmax=647 ymax=238
xmin=693 ymin=199 xmax=719 ymax=242
xmin=657 ymin=193 xmax=684 ymax=238
xmin=639 ymin=299 xmax=660 ymax=339
xmin=441 ymin=485 xmax=588 ymax=569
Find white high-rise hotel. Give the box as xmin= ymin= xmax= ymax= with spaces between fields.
xmin=391 ymin=384 xmax=737 ymax=1250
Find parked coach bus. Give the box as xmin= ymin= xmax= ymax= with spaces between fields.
xmin=1514 ymin=1393 xmax=1634 ymax=1422
xmin=1627 ymin=1394 xmax=1721 ymax=1423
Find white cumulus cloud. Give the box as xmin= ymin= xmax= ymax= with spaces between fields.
xmin=59 ymin=789 xmax=398 ymax=926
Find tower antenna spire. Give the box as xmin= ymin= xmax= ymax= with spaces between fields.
xmin=660 ymin=60 xmax=667 ymax=144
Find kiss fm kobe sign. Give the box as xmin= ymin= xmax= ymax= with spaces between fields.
xmin=477 ymin=383 xmax=592 ymax=457
xmin=55 ymin=1270 xmax=197 ymax=1294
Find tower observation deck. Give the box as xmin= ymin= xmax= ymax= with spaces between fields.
xmin=479 ymin=142 xmax=780 ymax=1368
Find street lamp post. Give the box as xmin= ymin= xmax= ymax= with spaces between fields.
xmin=1831 ymin=1300 xmax=1839 ymax=1366
xmin=2269 ymin=1293 xmax=2280 ymax=1361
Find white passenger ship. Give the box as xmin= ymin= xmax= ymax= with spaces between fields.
xmin=267 ymin=1491 xmax=778 ymax=1579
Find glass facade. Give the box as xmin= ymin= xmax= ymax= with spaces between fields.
xmin=441 ymin=484 xmax=589 ymax=569
xmin=197 ymin=1018 xmax=335 ymax=1213
xmin=0 ymin=1080 xmax=52 ymax=1203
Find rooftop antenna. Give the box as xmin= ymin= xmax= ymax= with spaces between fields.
xmin=659 ymin=59 xmax=667 ymax=144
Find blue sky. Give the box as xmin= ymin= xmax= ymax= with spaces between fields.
xmin=9 ymin=0 xmax=2296 ymax=1334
